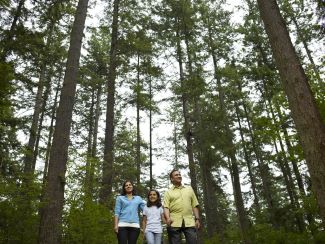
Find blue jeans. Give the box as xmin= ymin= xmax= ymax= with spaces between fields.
xmin=145 ymin=231 xmax=162 ymax=244
xmin=167 ymin=226 xmax=197 ymax=244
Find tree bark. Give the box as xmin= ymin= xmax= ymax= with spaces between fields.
xmin=242 ymin=100 xmax=279 ymax=228
xmin=23 ymin=65 xmax=46 ymax=175
xmin=33 ymin=73 xmax=52 ymax=171
xmin=43 ymin=77 xmax=61 ymax=182
xmin=235 ymin=101 xmax=260 ymax=211
xmin=259 ymin=81 xmax=305 ymax=231
xmin=38 ymin=0 xmax=89 ymax=242
xmin=290 ymin=11 xmax=322 ymax=85
xmin=88 ymin=85 xmax=102 ymax=195
xmin=257 ymin=0 xmax=325 ymax=223
xmin=207 ymin=19 xmax=251 ymax=241
xmin=216 ymin=75 xmax=251 ymax=243
xmin=149 ymin=76 xmax=153 ymax=189
xmin=136 ymin=53 xmax=141 ymax=186
xmin=99 ymin=0 xmax=120 ymax=204
xmin=200 ymin=149 xmax=225 ymax=241
xmin=175 ymin=16 xmax=198 ymax=196
xmin=85 ymin=88 xmax=95 ymax=199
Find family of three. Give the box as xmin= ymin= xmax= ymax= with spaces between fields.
xmin=114 ymin=169 xmax=201 ymax=244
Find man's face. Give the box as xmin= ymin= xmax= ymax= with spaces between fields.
xmin=171 ymin=171 xmax=182 ymax=185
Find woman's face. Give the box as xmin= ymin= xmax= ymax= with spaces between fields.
xmin=148 ymin=191 xmax=158 ymax=203
xmin=124 ymin=182 xmax=133 ymax=194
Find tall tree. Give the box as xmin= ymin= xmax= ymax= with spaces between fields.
xmin=38 ymin=0 xmax=89 ymax=242
xmin=257 ymin=0 xmax=325 ymax=223
xmin=99 ymin=0 xmax=120 ymax=204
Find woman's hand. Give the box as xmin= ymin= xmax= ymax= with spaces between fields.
xmin=114 ymin=226 xmax=118 ymax=234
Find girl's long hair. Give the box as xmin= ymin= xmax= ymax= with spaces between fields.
xmin=147 ymin=190 xmax=162 ymax=208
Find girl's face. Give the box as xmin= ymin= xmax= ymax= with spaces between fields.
xmin=148 ymin=191 xmax=158 ymax=203
xmin=124 ymin=182 xmax=133 ymax=194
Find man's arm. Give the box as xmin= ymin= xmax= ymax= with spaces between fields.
xmin=193 ymin=206 xmax=201 ymax=229
xmin=164 ymin=207 xmax=173 ymax=226
xmin=163 ymin=191 xmax=172 ymax=226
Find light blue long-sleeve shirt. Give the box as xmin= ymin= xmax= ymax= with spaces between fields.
xmin=114 ymin=195 xmax=145 ymax=224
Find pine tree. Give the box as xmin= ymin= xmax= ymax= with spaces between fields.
xmin=38 ymin=0 xmax=90 ymax=242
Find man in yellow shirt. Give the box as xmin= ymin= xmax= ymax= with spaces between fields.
xmin=163 ymin=169 xmax=201 ymax=244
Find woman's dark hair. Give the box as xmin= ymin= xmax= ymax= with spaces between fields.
xmin=121 ymin=180 xmax=137 ymax=195
xmin=147 ymin=189 xmax=162 ymax=208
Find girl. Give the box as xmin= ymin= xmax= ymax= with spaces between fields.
xmin=142 ymin=190 xmax=166 ymax=244
xmin=114 ymin=180 xmax=145 ymax=244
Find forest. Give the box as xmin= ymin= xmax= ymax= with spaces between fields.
xmin=0 ymin=0 xmax=325 ymax=243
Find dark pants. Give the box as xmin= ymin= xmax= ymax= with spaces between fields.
xmin=167 ymin=222 xmax=197 ymax=244
xmin=117 ymin=227 xmax=140 ymax=244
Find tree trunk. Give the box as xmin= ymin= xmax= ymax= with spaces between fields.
xmin=172 ymin=105 xmax=179 ymax=167
xmin=38 ymin=0 xmax=89 ymax=242
xmin=35 ymin=73 xmax=55 ymax=168
xmin=274 ymin=100 xmax=315 ymax=229
xmin=216 ymin=75 xmax=251 ymax=243
xmin=32 ymin=23 xmax=57 ymax=172
xmin=175 ymin=16 xmax=198 ymax=196
xmin=23 ymin=65 xmax=46 ymax=175
xmin=92 ymin=86 xmax=101 ymax=158
xmin=235 ymin=101 xmax=260 ymax=211
xmin=290 ymin=12 xmax=322 ymax=85
xmin=149 ymin=76 xmax=153 ymax=189
xmin=99 ymin=0 xmax=120 ymax=204
xmin=43 ymin=78 xmax=61 ymax=182
xmin=208 ymin=21 xmax=251 ymax=241
xmin=257 ymin=0 xmax=325 ymax=223
xmin=136 ymin=53 xmax=141 ymax=186
xmin=85 ymin=88 xmax=95 ymax=199
xmin=259 ymin=80 xmax=305 ymax=231
xmin=200 ymin=149 xmax=225 ymax=241
xmin=274 ymin=100 xmax=306 ymax=196
xmin=241 ymin=100 xmax=279 ymax=228
xmin=88 ymin=85 xmax=102 ymax=195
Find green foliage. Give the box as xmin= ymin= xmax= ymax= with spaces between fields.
xmin=0 ymin=0 xmax=324 ymax=243
xmin=0 ymin=62 xmax=15 ymax=124
xmin=204 ymin=233 xmax=223 ymax=244
xmin=64 ymin=200 xmax=116 ymax=243
xmin=0 ymin=175 xmax=42 ymax=243
xmin=252 ymin=224 xmax=313 ymax=244
xmin=0 ymin=62 xmax=19 ymax=173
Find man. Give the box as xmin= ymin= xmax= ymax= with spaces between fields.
xmin=163 ymin=169 xmax=201 ymax=244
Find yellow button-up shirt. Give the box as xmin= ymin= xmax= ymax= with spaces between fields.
xmin=163 ymin=185 xmax=199 ymax=227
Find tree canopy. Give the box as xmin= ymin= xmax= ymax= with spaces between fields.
xmin=0 ymin=0 xmax=324 ymax=243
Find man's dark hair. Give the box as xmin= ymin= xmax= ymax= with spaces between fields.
xmin=121 ymin=180 xmax=137 ymax=195
xmin=146 ymin=190 xmax=162 ymax=208
xmin=169 ymin=169 xmax=179 ymax=180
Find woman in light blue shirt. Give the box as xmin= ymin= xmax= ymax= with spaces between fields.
xmin=114 ymin=180 xmax=144 ymax=244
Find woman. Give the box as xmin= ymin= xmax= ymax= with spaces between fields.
xmin=142 ymin=190 xmax=166 ymax=244
xmin=114 ymin=180 xmax=145 ymax=244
